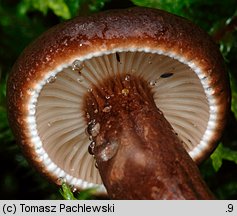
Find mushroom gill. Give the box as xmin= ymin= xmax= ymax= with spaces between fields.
xmin=33 ymin=50 xmax=210 ymax=193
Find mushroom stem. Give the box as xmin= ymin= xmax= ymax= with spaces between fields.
xmin=84 ymin=74 xmax=215 ymax=199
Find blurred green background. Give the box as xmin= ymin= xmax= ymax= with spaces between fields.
xmin=0 ymin=0 xmax=237 ymax=199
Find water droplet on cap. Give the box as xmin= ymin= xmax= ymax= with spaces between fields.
xmin=88 ymin=141 xmax=96 ymax=155
xmin=86 ymin=120 xmax=95 ymax=136
xmin=87 ymin=121 xmax=100 ymax=137
xmin=72 ymin=60 xmax=84 ymax=72
xmin=47 ymin=75 xmax=57 ymax=84
xmin=97 ymin=140 xmax=119 ymax=162
xmin=92 ymin=123 xmax=100 ymax=137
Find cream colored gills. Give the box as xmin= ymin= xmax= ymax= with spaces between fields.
xmin=34 ymin=50 xmax=209 ymax=187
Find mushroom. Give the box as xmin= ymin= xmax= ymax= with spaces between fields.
xmin=7 ymin=7 xmax=230 ymax=199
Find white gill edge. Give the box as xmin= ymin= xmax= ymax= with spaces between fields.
xmin=26 ymin=47 xmax=217 ymax=192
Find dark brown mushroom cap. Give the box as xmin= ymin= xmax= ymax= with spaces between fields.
xmin=7 ymin=7 xmax=230 ymax=194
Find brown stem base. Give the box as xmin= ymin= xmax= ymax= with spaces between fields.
xmin=84 ymin=74 xmax=215 ymax=199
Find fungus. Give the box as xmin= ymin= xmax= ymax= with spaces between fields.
xmin=7 ymin=7 xmax=230 ymax=199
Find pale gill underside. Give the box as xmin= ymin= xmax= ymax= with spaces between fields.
xmin=35 ymin=51 xmax=209 ymax=190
